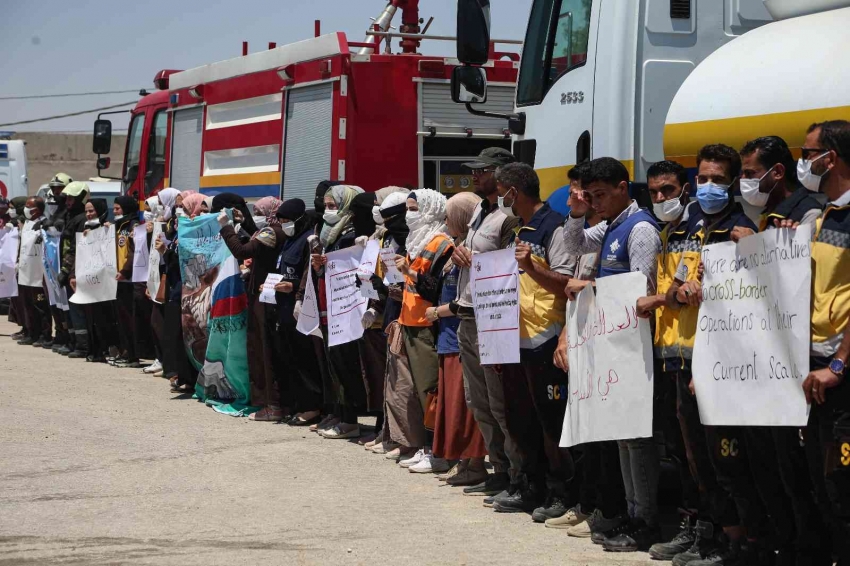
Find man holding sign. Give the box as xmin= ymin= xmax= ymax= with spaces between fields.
xmin=486 ymin=163 xmax=575 ymax=523
xmin=562 ymin=157 xmax=662 ymax=552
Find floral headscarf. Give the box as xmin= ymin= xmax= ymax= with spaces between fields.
xmin=253 ymin=196 xmax=283 ymax=226
xmin=405 ymin=188 xmax=448 ymax=260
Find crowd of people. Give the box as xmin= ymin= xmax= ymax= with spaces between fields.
xmin=2 ymin=119 xmax=849 ymax=566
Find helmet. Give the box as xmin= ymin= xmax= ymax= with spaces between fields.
xmin=60 ymin=181 xmax=91 ymax=203
xmin=48 ymin=172 xmax=73 ymax=189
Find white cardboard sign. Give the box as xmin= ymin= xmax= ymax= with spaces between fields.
xmin=325 ymin=245 xmax=369 ymax=347
xmin=470 ymin=248 xmax=520 ymax=365
xmin=18 ymin=221 xmax=45 ymax=287
xmin=70 ymin=225 xmax=118 ymax=304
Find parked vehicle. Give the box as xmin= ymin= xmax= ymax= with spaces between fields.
xmin=0 ymin=134 xmax=29 ymax=200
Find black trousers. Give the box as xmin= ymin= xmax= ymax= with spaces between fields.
xmin=578 ymin=440 xmax=627 ymax=518
xmin=49 ymin=305 xmax=68 ymax=346
xmin=161 ymin=300 xmax=194 ymax=386
xmin=115 ymin=283 xmax=137 ymax=360
xmin=64 ymin=284 xmax=87 ymax=351
xmin=132 ymin=283 xmax=155 ymax=360
xmin=502 ymin=338 xmax=574 ymax=493
xmin=20 ymin=285 xmax=51 ymax=341
xmin=83 ymin=300 xmax=118 ymax=356
xmin=323 ymin=329 xmax=366 ymax=425
xmin=279 ymin=319 xmax=323 ymax=413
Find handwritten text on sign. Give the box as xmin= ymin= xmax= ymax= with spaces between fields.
xmin=692 ymin=228 xmax=810 ymax=426
xmin=325 ymin=245 xmax=369 ymax=347
xmin=70 ymin=225 xmax=118 ymax=304
xmin=470 ymin=248 xmax=520 ymax=365
xmin=559 ymin=271 xmax=654 ymax=448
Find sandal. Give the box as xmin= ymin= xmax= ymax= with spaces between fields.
xmin=249 ymin=407 xmax=284 ymax=422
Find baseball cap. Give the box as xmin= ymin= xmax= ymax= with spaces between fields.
xmin=463 ymin=147 xmax=517 ymax=170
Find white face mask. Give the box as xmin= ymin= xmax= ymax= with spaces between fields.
xmin=652 ymin=193 xmax=685 ymax=222
xmin=739 ymin=166 xmax=778 ymax=208
xmin=252 ymin=216 xmax=267 ymax=230
xmin=24 ymin=207 xmax=35 ymax=220
xmin=143 ymin=211 xmax=154 ymax=222
xmin=175 ymin=207 xmax=187 ymax=218
xmin=405 ymin=210 xmax=423 ymax=227
xmin=497 ymin=192 xmax=516 ymax=218
xmin=114 ymin=214 xmax=124 ymax=222
xmin=323 ymin=210 xmax=341 ymax=225
xmin=8 ymin=208 xmax=17 ymax=220
xmin=797 ymin=154 xmax=828 ymax=193
xmin=85 ymin=218 xmax=101 ymax=228
xmin=372 ymin=205 xmax=384 ymax=225
xmin=282 ymin=222 xmax=295 ymax=237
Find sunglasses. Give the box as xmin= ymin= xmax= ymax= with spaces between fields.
xmin=801 ymin=147 xmax=829 ymax=160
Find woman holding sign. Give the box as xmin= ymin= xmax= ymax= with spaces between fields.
xmin=392 ymin=189 xmax=454 ymax=474
xmin=112 ymin=196 xmax=144 ymax=368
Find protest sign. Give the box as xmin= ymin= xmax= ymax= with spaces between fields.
xmin=18 ymin=221 xmax=45 ymax=287
xmin=70 ymin=225 xmax=117 ymax=304
xmin=559 ymin=271 xmax=654 ymax=448
xmin=692 ymin=228 xmax=811 ymax=426
xmin=178 ymin=213 xmax=252 ymax=415
xmin=470 ymin=248 xmax=520 ymax=365
xmin=0 ymin=228 xmax=18 ymax=298
xmin=380 ymin=247 xmax=406 ymax=285
xmin=147 ymin=222 xmax=164 ymax=302
xmin=42 ymin=229 xmax=68 ymax=310
xmin=325 ymin=245 xmax=369 ymax=347
xmin=296 ymin=265 xmax=320 ymax=336
xmin=259 ymin=273 xmax=283 ymax=304
xmin=132 ymin=224 xmax=149 ymax=283
xmin=357 ymin=240 xmax=380 ymax=299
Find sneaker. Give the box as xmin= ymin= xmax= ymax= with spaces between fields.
xmin=484 ymin=488 xmax=515 ymax=508
xmin=409 ymin=452 xmax=450 ymax=474
xmin=447 ymin=461 xmax=489 ymax=487
xmin=650 ymin=513 xmax=697 ymax=560
xmin=57 ymin=345 xmax=72 ymax=356
xmin=399 ymin=448 xmax=426 ymax=468
xmin=51 ymin=342 xmax=63 ymax=353
xmin=532 ymin=492 xmax=570 ymax=523
xmin=115 ymin=359 xmax=142 ymax=369
xmin=545 ymin=504 xmax=589 ymax=529
xmin=492 ymin=483 xmax=544 ymax=514
xmin=463 ymin=471 xmax=510 ymax=496
xmin=17 ymin=337 xmax=34 ymax=345
xmin=483 ymin=494 xmax=498 ymax=508
xmin=32 ymin=338 xmax=49 ymax=348
xmin=143 ymin=360 xmax=163 ymax=374
xmin=603 ymin=518 xmax=662 ymax=552
xmin=672 ymin=521 xmax=716 ymax=566
xmin=40 ymin=340 xmax=54 ymax=349
xmin=311 ymin=415 xmax=339 ymax=433
xmin=108 ymin=345 xmax=120 ymax=359
xmin=320 ymin=424 xmax=361 ymax=439
xmin=10 ymin=330 xmax=26 ymax=340
xmin=67 ymin=349 xmax=87 ymax=359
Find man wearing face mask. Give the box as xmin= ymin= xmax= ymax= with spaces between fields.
xmin=563 ymin=157 xmax=663 ymax=551
xmin=450 ymin=148 xmax=522 ymax=499
xmin=798 ymin=120 xmax=850 ymax=565
xmin=739 ymin=136 xmax=822 ymax=231
xmin=666 ymin=146 xmax=793 ymax=566
xmin=40 ymin=173 xmax=73 ymax=352
xmin=16 ymin=196 xmax=53 ymax=347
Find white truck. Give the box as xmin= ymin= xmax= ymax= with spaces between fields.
xmin=0 ymin=134 xmax=29 ymax=200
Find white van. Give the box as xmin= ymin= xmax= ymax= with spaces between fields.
xmin=0 ymin=137 xmax=28 ymax=200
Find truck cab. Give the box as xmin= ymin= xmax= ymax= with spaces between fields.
xmin=0 ymin=135 xmax=29 ymax=200
xmin=452 ymin=0 xmax=774 ymax=197
xmin=93 ymin=71 xmax=178 ymax=200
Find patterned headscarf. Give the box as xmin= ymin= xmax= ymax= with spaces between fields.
xmin=181 ymin=193 xmax=206 ymax=218
xmin=405 ymin=188 xmax=448 ymax=260
xmin=252 ymin=196 xmax=283 ymax=226
xmin=446 ymin=192 xmax=481 ymax=240
xmin=319 ymin=185 xmax=364 ymax=247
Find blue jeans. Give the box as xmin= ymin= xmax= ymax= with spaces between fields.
xmin=617 ymin=437 xmax=660 ymax=526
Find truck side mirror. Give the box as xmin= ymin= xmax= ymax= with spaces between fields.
xmin=457 ymin=0 xmax=491 ymax=66
xmin=93 ymin=119 xmax=112 ymax=155
xmin=451 ymin=66 xmax=488 ymax=104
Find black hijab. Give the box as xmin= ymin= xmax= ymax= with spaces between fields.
xmin=313 ymin=180 xmax=341 ymax=214
xmin=211 ymin=192 xmax=257 ymax=235
xmin=351 ymin=192 xmax=377 ymax=237
xmin=114 ymin=195 xmax=139 ymax=218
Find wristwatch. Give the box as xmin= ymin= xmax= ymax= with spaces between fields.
xmin=828 ymin=357 xmax=846 ymax=377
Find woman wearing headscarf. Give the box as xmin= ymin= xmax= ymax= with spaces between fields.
xmin=180 ymin=193 xmax=206 ymax=218
xmin=391 ymin=189 xmax=454 ymax=473
xmin=275 ymin=198 xmax=324 ymax=426
xmin=70 ymin=198 xmax=120 ymax=362
xmin=155 ymin=189 xmax=196 ymax=392
xmin=308 ymin=184 xmax=368 ymax=439
xmin=6 ymin=197 xmax=28 ymax=340
xmin=364 ymin=189 xmax=418 ymax=457
xmin=111 ymin=195 xmax=145 ymax=368
xmin=217 ymin=196 xmax=287 ymax=421
xmin=140 ymin=195 xmax=165 ymax=375
xmin=428 ymin=192 xmax=488 ymax=485
xmin=56 ymin=182 xmax=91 ymax=357
xmin=200 ymin=196 xmax=214 ymax=214
xmin=211 ymin=193 xmax=257 ymax=237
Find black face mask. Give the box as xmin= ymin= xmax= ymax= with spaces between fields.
xmin=384 ymin=214 xmax=409 ymax=248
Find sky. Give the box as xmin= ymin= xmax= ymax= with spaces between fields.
xmin=0 ymin=0 xmax=532 ymax=133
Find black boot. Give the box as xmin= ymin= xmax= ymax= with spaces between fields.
xmin=531 ymin=489 xmax=570 ymax=523
xmin=650 ymin=511 xmax=697 ymax=560
xmin=492 ymin=479 xmax=544 ymax=514
xmin=672 ymin=520 xmax=718 ymax=566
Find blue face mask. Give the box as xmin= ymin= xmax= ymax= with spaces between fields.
xmin=696 ymin=182 xmax=730 ymax=215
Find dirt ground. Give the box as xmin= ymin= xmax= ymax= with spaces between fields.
xmin=0 ymin=318 xmax=659 ymax=566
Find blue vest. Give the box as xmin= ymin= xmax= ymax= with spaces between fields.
xmin=597 ymin=208 xmax=658 ymax=279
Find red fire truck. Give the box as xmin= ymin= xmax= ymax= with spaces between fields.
xmin=92 ymin=1 xmax=519 ymax=204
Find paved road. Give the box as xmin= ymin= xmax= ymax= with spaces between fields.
xmin=0 ymin=319 xmax=658 ymax=566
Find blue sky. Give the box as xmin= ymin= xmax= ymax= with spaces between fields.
xmin=0 ymin=0 xmax=531 ymax=132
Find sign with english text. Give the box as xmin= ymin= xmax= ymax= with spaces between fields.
xmin=70 ymin=225 xmax=117 ymax=304
xmin=325 ymin=245 xmax=369 ymax=347
xmin=559 ymin=271 xmax=654 ymax=448
xmin=470 ymin=248 xmax=520 ymax=365
xmin=692 ymin=228 xmax=811 ymax=426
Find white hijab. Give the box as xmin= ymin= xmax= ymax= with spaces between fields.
xmin=158 ymin=188 xmax=180 ymax=220
xmin=405 ymin=189 xmax=448 ymax=260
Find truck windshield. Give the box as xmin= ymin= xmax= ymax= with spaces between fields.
xmin=124 ymin=113 xmax=146 ymax=179
xmin=516 ymin=0 xmax=592 ymax=106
